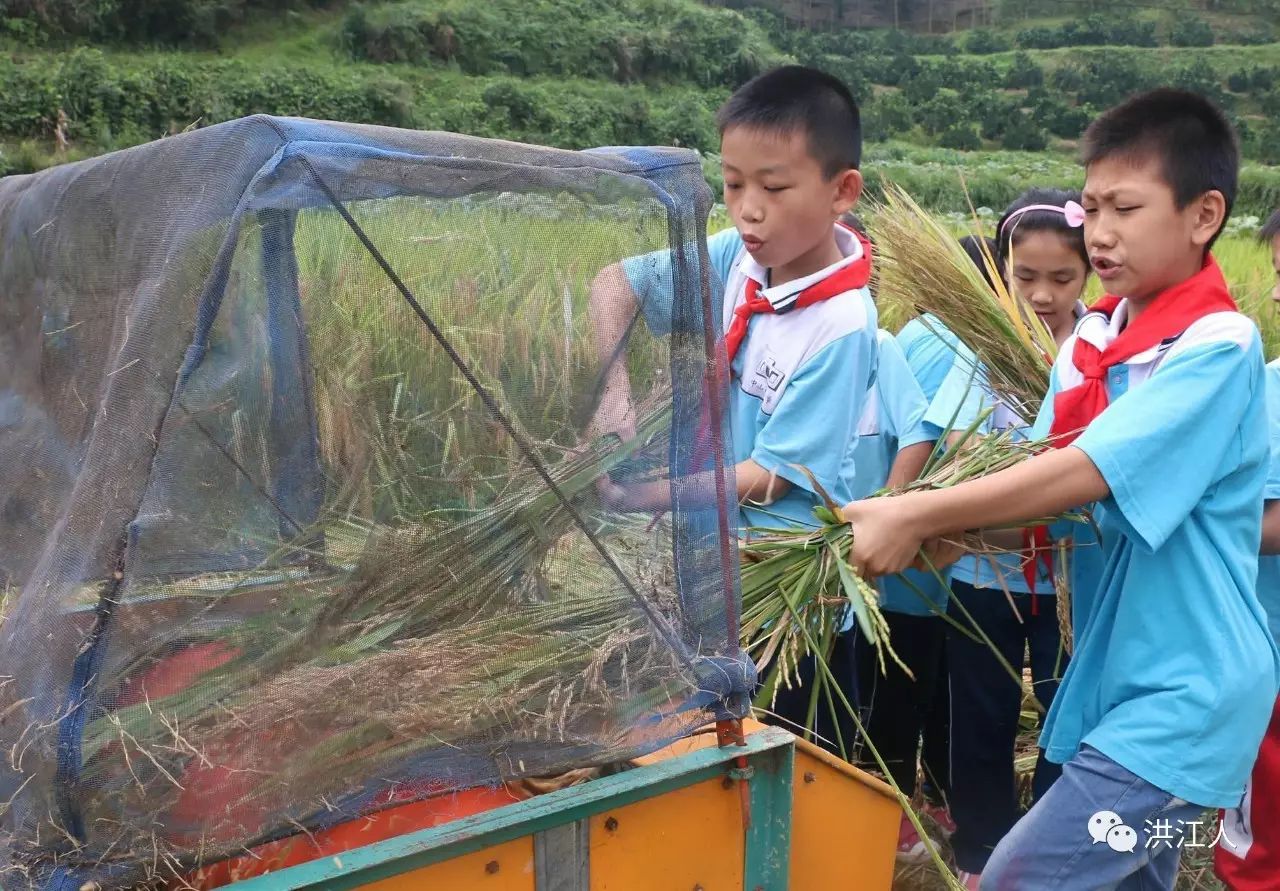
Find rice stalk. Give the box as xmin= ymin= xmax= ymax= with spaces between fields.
xmin=741 ymin=426 xmax=1070 ymax=747
xmin=868 ymin=182 xmax=1055 ymax=420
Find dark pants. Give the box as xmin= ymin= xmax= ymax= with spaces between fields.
xmin=946 ymin=580 xmax=1069 ymax=874
xmin=852 ymin=611 xmax=950 ymax=801
xmin=761 ymin=628 xmax=860 ymax=758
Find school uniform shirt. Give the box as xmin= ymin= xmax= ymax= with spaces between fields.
xmin=849 ymin=331 xmax=937 ymax=620
xmin=1255 ymin=358 xmax=1280 ymax=645
xmin=850 ymin=330 xmax=933 ymax=499
xmin=623 ymin=224 xmax=877 ymax=531
xmin=897 ymin=315 xmax=980 ymax=440
xmin=1031 ymin=303 xmax=1280 ymax=808
xmin=877 ymin=316 xmax=981 ymax=616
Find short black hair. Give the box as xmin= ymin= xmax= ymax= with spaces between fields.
xmin=1261 ymin=209 xmax=1280 ymax=244
xmin=997 ymin=187 xmax=1089 ymax=269
xmin=716 ymin=65 xmax=862 ymax=177
xmin=959 ymin=234 xmax=1001 ymax=291
xmin=1080 ymin=88 xmax=1238 ymax=248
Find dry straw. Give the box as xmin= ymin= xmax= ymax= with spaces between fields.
xmin=867 ymin=182 xmax=1056 ymax=420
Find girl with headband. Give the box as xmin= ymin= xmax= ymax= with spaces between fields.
xmin=942 ymin=188 xmax=1094 ymax=889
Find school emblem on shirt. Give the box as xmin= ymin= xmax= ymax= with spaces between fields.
xmin=752 ymin=354 xmax=786 ymax=392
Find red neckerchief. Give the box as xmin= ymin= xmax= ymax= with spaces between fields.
xmin=1021 ymin=255 xmax=1236 ymax=598
xmin=722 ymin=227 xmax=874 ymax=370
xmin=1050 ymin=255 xmax=1236 ymax=447
xmin=683 ymin=227 xmax=874 ymax=496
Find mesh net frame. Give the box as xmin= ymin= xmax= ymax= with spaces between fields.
xmin=0 ymin=115 xmax=753 ymax=889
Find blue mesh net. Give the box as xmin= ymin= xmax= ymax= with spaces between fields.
xmin=0 ymin=115 xmax=752 ymax=889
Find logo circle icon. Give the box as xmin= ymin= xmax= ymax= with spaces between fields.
xmin=1106 ymin=824 xmax=1138 ymax=853
xmin=1088 ymin=811 xmax=1124 ymax=844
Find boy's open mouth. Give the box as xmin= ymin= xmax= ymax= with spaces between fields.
xmin=1091 ymin=256 xmax=1121 ymax=278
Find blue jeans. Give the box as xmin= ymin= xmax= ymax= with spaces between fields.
xmin=982 ymin=745 xmax=1205 ymax=890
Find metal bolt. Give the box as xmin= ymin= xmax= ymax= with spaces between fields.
xmin=803 ymin=771 xmax=816 ymax=784
xmin=722 ymin=776 xmax=734 ymax=789
xmin=485 ymin=860 xmax=499 ymax=875
xmin=604 ymin=816 xmax=619 ymax=832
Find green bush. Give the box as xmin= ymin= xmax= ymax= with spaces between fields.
xmin=917 ymin=92 xmax=967 ymax=137
xmin=1218 ymin=24 xmax=1276 ymax=45
xmin=1170 ymin=17 xmax=1215 ymax=48
xmin=1167 ymin=59 xmax=1230 ymax=108
xmin=341 ymin=0 xmax=783 ymax=89
xmin=1 ymin=0 xmax=328 ymax=46
xmin=1014 ymin=14 xmax=1157 ymax=50
xmin=1001 ymin=113 xmax=1048 ymax=151
xmin=964 ymin=28 xmax=1011 ymax=54
xmin=939 ymin=123 xmax=981 ymax=151
xmin=1030 ymin=96 xmax=1091 ymax=140
xmin=979 ymin=100 xmax=1016 ymax=142
xmin=1005 ymin=52 xmax=1044 ymax=89
xmin=862 ymin=92 xmax=914 ymax=141
xmin=0 ymin=58 xmax=59 ymax=137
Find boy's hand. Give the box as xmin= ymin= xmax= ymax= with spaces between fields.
xmin=841 ymin=494 xmax=927 ymax=579
xmin=913 ymin=536 xmax=967 ymax=574
xmin=596 ymin=476 xmax=633 ymax=512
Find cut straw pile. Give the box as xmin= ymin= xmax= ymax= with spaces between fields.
xmin=868 ymin=182 xmax=1056 ymax=420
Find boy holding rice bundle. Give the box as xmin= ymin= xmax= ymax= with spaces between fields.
xmin=588 ymin=66 xmax=877 ymax=737
xmin=1214 ymin=209 xmax=1280 ymax=890
xmin=844 ymin=89 xmax=1280 ymax=889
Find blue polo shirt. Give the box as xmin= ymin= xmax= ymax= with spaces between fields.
xmin=848 ymin=331 xmax=939 ymax=617
xmin=876 ymin=316 xmax=981 ymax=616
xmin=1033 ymin=305 xmax=1280 ymax=807
xmin=623 ymin=225 xmax=877 ymax=531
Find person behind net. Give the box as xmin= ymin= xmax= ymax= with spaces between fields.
xmin=842 ymin=88 xmax=1280 ymax=891
xmin=587 ymin=66 xmax=877 ymax=748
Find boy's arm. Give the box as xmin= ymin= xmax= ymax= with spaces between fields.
xmin=877 ymin=333 xmax=936 ymax=490
xmin=843 ymin=445 xmax=1109 ymax=578
xmin=850 ymin=329 xmax=1260 ymax=578
xmin=1263 ymin=500 xmax=1280 ymax=556
xmin=598 ymin=458 xmax=791 ymax=512
xmin=588 ymin=230 xmax=741 ymax=443
xmin=586 ymin=262 xmax=640 ymax=442
xmin=587 ymin=263 xmax=640 ymax=442
xmin=885 ymin=441 xmax=934 ymax=489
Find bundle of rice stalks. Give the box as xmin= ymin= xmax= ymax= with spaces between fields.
xmin=868 ymin=182 xmax=1056 ymax=420
xmin=741 ymin=423 xmax=1058 ymax=746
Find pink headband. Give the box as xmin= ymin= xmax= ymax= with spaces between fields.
xmin=999 ymin=200 xmax=1086 ymax=238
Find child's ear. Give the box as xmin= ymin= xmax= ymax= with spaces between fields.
xmin=1189 ymin=189 xmax=1228 ymax=249
xmin=832 ymin=169 xmax=864 ymax=215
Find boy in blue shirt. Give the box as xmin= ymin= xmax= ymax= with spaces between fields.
xmin=843 ymin=89 xmax=1280 ymax=890
xmin=588 ymin=66 xmax=876 ymax=743
xmin=588 ymin=65 xmax=874 ymax=531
